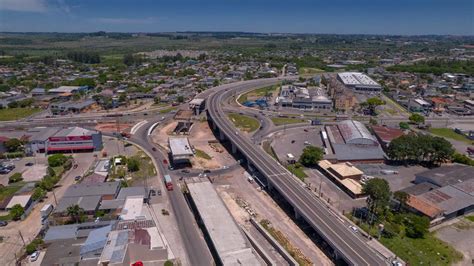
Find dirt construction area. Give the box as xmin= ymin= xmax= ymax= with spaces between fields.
xmin=214 ymin=167 xmax=333 ymax=265
xmin=152 ymin=121 xmax=236 ymax=169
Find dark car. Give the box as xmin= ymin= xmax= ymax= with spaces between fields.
xmin=149 ymin=189 xmax=157 ymax=197
xmin=3 ymin=165 xmax=15 ymax=170
xmin=74 ymin=175 xmax=81 ymax=181
xmin=0 ymin=168 xmax=11 ymax=174
xmin=0 ymin=220 xmax=8 ymax=227
xmin=203 ymin=169 xmax=211 ymax=174
xmin=25 ymin=162 xmax=34 ymax=166
xmin=152 ymin=147 xmax=157 ymax=151
xmin=181 ymin=169 xmax=190 ymax=173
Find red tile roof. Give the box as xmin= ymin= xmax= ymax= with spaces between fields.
xmin=371 ymin=125 xmax=404 ymax=144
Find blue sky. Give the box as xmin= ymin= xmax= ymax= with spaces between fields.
xmin=0 ymin=0 xmax=473 ymax=35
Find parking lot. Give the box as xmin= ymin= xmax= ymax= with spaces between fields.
xmin=0 ymin=157 xmax=48 ymax=186
xmin=271 ymin=126 xmax=323 ymax=163
xmin=355 ymin=164 xmax=428 ymax=191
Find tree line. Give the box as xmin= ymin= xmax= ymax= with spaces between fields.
xmin=66 ymin=51 xmax=101 ymax=64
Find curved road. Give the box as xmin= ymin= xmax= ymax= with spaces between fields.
xmin=207 ymin=78 xmax=387 ymax=265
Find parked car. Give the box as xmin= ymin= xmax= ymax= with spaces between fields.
xmin=181 ymin=169 xmax=190 ymax=173
xmin=30 ymin=251 xmax=40 ymax=262
xmin=152 ymin=147 xmax=157 ymax=151
xmin=203 ymin=169 xmax=211 ymax=174
xmin=25 ymin=162 xmax=34 ymax=166
xmin=0 ymin=168 xmax=11 ymax=174
xmin=74 ymin=176 xmax=81 ymax=181
xmin=0 ymin=221 xmax=8 ymax=227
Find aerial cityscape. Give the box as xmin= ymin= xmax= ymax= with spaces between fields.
xmin=0 ymin=0 xmax=473 ymax=266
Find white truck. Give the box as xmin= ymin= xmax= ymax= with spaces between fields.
xmin=40 ymin=204 xmax=54 ymax=224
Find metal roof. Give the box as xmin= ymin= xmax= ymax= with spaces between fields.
xmin=80 ymin=224 xmax=112 ymax=256
xmin=337 ymin=120 xmax=378 ymax=145
xmin=63 ymin=181 xmax=120 ymax=198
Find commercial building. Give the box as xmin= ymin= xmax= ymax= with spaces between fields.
xmin=409 ymin=98 xmax=431 ymax=113
xmin=25 ymin=126 xmax=102 ymax=154
xmin=324 ymin=120 xmax=385 ymax=163
xmin=371 ymin=125 xmax=404 ymax=149
xmin=168 ymin=137 xmax=194 ymax=164
xmin=337 ymin=72 xmax=382 ymax=93
xmin=5 ymin=193 xmax=32 ymax=210
xmin=186 ymin=178 xmax=262 ymax=265
xmin=46 ymin=127 xmax=102 ymax=153
xmin=50 ymin=99 xmax=96 ymax=115
xmin=278 ymin=85 xmax=332 ymax=110
xmin=48 ymin=85 xmax=89 ymax=95
xmin=403 ymin=165 xmax=474 ymax=224
xmin=318 ymin=160 xmax=364 ymax=198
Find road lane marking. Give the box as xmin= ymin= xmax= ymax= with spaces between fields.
xmin=131 ymin=120 xmax=148 ymax=135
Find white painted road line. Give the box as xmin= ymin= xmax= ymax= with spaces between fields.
xmin=147 ymin=122 xmax=160 ymax=136
xmin=130 ymin=120 xmax=148 ymax=135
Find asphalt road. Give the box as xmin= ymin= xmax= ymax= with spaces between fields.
xmin=129 ymin=116 xmax=214 ymax=266
xmin=207 ymin=78 xmax=387 ymax=265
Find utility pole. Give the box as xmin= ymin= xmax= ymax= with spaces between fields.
xmin=18 ymin=231 xmax=26 ymax=247
xmin=52 ymin=189 xmax=58 ymax=205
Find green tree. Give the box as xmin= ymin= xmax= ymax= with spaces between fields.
xmin=361 ymin=97 xmax=385 ymax=115
xmin=66 ymin=204 xmax=84 ymax=223
xmin=154 ymin=96 xmax=161 ymax=104
xmin=404 ymin=213 xmax=430 ymax=238
xmin=409 ymin=113 xmax=425 ymax=125
xmin=452 ymin=153 xmax=474 ymax=166
xmin=4 ymin=138 xmax=23 ymax=152
xmin=393 ymin=191 xmax=409 ymax=211
xmin=48 ymin=154 xmax=68 ymax=167
xmin=298 ymin=146 xmax=324 ymax=167
xmin=9 ymin=204 xmax=25 ymax=220
xmin=177 ymin=95 xmax=184 ymax=103
xmin=363 ymin=178 xmax=391 ymax=217
xmin=8 ymin=173 xmax=23 ymax=183
xmin=32 ymin=187 xmax=46 ymax=201
xmin=127 ymin=158 xmax=140 ymax=172
xmin=399 ymin=122 xmax=409 ymax=130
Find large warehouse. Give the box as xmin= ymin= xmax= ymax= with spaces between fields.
xmin=324 ymin=120 xmax=385 ymax=163
xmin=26 ymin=126 xmax=102 ymax=154
xmin=337 ymin=72 xmax=382 ymax=93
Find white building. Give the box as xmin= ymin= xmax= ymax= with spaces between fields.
xmin=337 ymin=72 xmax=382 ymax=93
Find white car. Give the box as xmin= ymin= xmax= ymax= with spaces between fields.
xmin=349 ymin=225 xmax=358 ymax=233
xmin=30 ymin=251 xmax=40 ymax=262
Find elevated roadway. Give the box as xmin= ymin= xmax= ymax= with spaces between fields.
xmin=207 ymin=78 xmax=388 ymax=265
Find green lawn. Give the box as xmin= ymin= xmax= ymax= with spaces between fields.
xmin=429 ymin=128 xmax=473 ymax=144
xmin=299 ymin=67 xmax=325 ymax=75
xmin=0 ymin=182 xmax=25 ymax=202
xmin=287 ymin=165 xmax=307 ymax=181
xmin=195 ymin=149 xmax=212 ymax=160
xmin=271 ymin=117 xmax=307 ymax=126
xmin=465 ymin=215 xmax=474 ymax=222
xmin=0 ymin=108 xmax=41 ymax=121
xmin=380 ymin=234 xmax=463 ymax=266
xmin=228 ymin=113 xmax=260 ymax=132
xmin=237 ymin=85 xmax=278 ymax=104
xmin=158 ymin=107 xmax=177 ymax=114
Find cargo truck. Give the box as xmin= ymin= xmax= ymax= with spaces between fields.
xmin=40 ymin=204 xmax=54 ymax=224
xmin=164 ymin=175 xmax=173 ymax=191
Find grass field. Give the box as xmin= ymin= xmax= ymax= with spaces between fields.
xmin=0 ymin=182 xmax=25 ymax=202
xmin=0 ymin=108 xmax=41 ymax=121
xmin=287 ymin=165 xmax=307 ymax=180
xmin=380 ymin=234 xmax=463 ymax=265
xmin=465 ymin=215 xmax=474 ymax=222
xmin=195 ymin=149 xmax=212 ymax=160
xmin=429 ymin=128 xmax=473 ymax=144
xmin=158 ymin=107 xmax=178 ymax=114
xmin=271 ymin=117 xmax=307 ymax=126
xmin=299 ymin=67 xmax=325 ymax=75
xmin=228 ymin=113 xmax=260 ymax=132
xmin=237 ymin=85 xmax=279 ymax=104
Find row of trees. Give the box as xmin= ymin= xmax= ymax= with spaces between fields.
xmin=66 ymin=51 xmax=101 ymax=64
xmin=387 ymin=134 xmax=454 ymax=165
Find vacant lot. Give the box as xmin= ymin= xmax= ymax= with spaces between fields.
xmin=228 ymin=113 xmax=260 ymax=132
xmin=429 ymin=128 xmax=473 ymax=144
xmin=238 ymin=84 xmax=278 ymax=104
xmin=380 ymin=234 xmax=463 ymax=266
xmin=0 ymin=108 xmax=41 ymax=121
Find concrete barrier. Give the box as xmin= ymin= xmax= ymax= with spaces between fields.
xmin=241 ymin=226 xmax=276 ymax=266
xmin=250 ymin=218 xmax=298 ymax=266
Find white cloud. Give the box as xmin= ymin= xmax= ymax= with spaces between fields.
xmin=0 ymin=0 xmax=48 ymax=12
xmin=93 ymin=17 xmax=159 ymax=25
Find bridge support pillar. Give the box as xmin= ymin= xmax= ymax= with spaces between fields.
xmin=333 ymin=250 xmax=340 ymax=260
xmin=219 ymin=131 xmax=225 ymax=141
xmin=231 ymin=143 xmax=237 ymax=154
xmin=294 ymin=208 xmax=301 ymax=220
xmin=212 ymin=121 xmax=217 ymax=130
